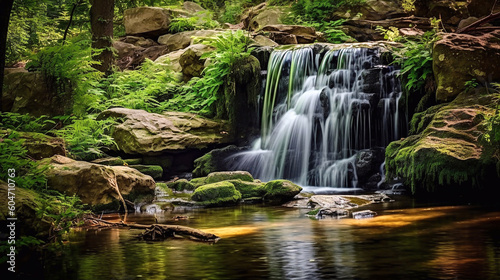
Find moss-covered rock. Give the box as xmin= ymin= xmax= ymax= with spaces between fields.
xmin=167 ymin=179 xmax=195 ymax=191
xmin=91 ymin=157 xmax=126 ymax=166
xmin=191 ymin=181 xmax=242 ymax=206
xmin=192 ymin=145 xmax=244 ymax=177
xmin=128 ymin=165 xmax=163 ymax=180
xmin=205 ymin=171 xmax=254 ymax=184
xmin=228 ymin=179 xmax=265 ymax=199
xmin=190 ymin=177 xmax=207 ymax=188
xmin=1 ymin=130 xmax=66 ymax=160
xmin=0 ymin=182 xmax=52 ymax=239
xmin=386 ymin=88 xmax=500 ymax=194
xmin=263 ymin=180 xmax=302 ymax=203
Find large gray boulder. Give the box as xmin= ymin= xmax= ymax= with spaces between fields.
xmin=98 ymin=108 xmax=234 ymax=155
xmin=44 ymin=155 xmax=156 ymax=207
xmin=124 ymin=7 xmax=171 ymax=36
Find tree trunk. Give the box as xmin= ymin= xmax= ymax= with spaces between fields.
xmin=90 ymin=0 xmax=114 ymax=74
xmin=0 ymin=0 xmax=15 ymax=112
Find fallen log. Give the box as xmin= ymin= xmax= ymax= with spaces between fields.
xmin=85 ymin=217 xmax=220 ymax=242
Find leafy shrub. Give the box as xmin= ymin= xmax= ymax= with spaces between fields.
xmin=301 ymin=19 xmax=354 ymax=43
xmin=90 ymin=59 xmax=176 ymax=114
xmin=26 ymin=36 xmax=103 ymax=117
xmin=169 ymin=16 xmax=199 ymax=32
xmin=0 ymin=131 xmax=48 ymax=190
xmin=291 ymin=0 xmax=366 ymax=22
xmin=53 ymin=117 xmax=117 ymax=161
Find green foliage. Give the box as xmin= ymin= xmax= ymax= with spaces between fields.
xmin=485 ymin=83 xmax=500 ymax=144
xmin=219 ymin=0 xmax=256 ymax=24
xmin=291 ymin=0 xmax=366 ymax=22
xmin=169 ymin=16 xmax=199 ymax=32
xmin=26 ymin=36 xmax=104 ymax=117
xmin=36 ymin=193 xmax=88 ymax=241
xmin=302 ymin=19 xmax=354 ymax=43
xmin=0 ymin=112 xmax=59 ymax=133
xmin=383 ymin=19 xmax=441 ymax=93
xmin=53 ymin=117 xmax=117 ymax=161
xmin=91 ymin=59 xmax=176 ymax=113
xmin=0 ymin=131 xmax=48 ymax=190
xmin=189 ymin=30 xmax=254 ymax=117
xmin=464 ymin=78 xmax=479 ymax=92
xmin=401 ymin=0 xmax=416 ymax=12
xmin=376 ymin=26 xmax=400 ymax=41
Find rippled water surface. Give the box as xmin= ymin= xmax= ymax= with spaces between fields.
xmin=35 ymin=201 xmax=500 ymax=279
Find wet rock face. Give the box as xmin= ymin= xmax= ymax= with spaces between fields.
xmin=433 ymin=30 xmax=500 ymax=102
xmin=385 ymin=89 xmax=500 ymax=194
xmin=98 ymin=108 xmax=234 ymax=155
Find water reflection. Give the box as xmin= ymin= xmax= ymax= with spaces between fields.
xmin=35 ymin=204 xmax=500 ymax=280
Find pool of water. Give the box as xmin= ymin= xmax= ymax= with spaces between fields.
xmin=17 ymin=200 xmax=500 ymax=279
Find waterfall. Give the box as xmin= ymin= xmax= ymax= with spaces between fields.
xmin=230 ymin=45 xmax=404 ymax=189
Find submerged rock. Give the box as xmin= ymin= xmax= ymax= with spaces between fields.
xmin=44 ymin=155 xmax=156 ymax=208
xmin=191 ymin=181 xmax=242 ymax=206
xmin=98 ymin=108 xmax=234 ymax=155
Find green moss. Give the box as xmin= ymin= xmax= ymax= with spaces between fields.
xmin=190 ymin=177 xmax=207 ymax=188
xmin=306 ymin=208 xmax=320 ymax=216
xmin=192 ymin=152 xmax=214 ymax=177
xmin=342 ymin=196 xmax=370 ymax=206
xmin=127 ymin=165 xmax=163 ymax=180
xmin=123 ymin=158 xmax=142 ymax=165
xmin=191 ymin=181 xmax=241 ymax=206
xmin=263 ymin=179 xmax=302 ymax=203
xmin=205 ymin=171 xmax=254 ymax=184
xmin=167 ymin=179 xmax=195 ymax=191
xmin=228 ymin=179 xmax=266 ymax=199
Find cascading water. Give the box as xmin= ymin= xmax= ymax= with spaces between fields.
xmin=230 ymin=45 xmax=404 ymax=189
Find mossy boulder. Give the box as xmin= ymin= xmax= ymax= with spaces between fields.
xmin=1 ymin=130 xmax=66 ymax=160
xmin=190 ymin=177 xmax=207 ymax=188
xmin=167 ymin=179 xmax=195 ymax=191
xmin=192 ymin=145 xmax=244 ymax=177
xmin=228 ymin=179 xmax=266 ymax=199
xmin=385 ymin=89 xmax=500 ymax=194
xmin=433 ymin=31 xmax=500 ymax=102
xmin=128 ymin=165 xmax=163 ymax=180
xmin=205 ymin=171 xmax=254 ymax=184
xmin=98 ymin=108 xmax=234 ymax=155
xmin=0 ymin=182 xmax=52 ymax=239
xmin=263 ymin=180 xmax=302 ymax=203
xmin=91 ymin=157 xmax=126 ymax=166
xmin=191 ymin=181 xmax=242 ymax=206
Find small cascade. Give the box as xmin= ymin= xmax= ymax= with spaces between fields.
xmin=231 ymin=46 xmax=405 ymax=189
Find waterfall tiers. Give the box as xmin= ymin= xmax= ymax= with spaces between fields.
xmin=231 ymin=43 xmax=407 ymax=190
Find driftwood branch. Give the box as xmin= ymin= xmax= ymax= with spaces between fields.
xmin=85 ymin=217 xmax=220 ymax=243
xmin=456 ymin=12 xmax=500 ymax=34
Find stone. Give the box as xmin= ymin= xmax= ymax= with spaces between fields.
xmin=1 ymin=130 xmax=66 ymax=160
xmin=190 ymin=177 xmax=207 ymax=188
xmin=124 ymin=7 xmax=171 ymax=36
xmin=179 ymin=43 xmax=214 ymax=79
xmin=248 ymin=7 xmax=289 ymax=31
xmin=167 ymin=179 xmax=195 ymax=191
xmin=142 ymin=155 xmax=174 ymax=172
xmin=261 ymin=25 xmax=317 ymax=44
xmin=0 ymin=182 xmax=52 ymax=238
xmin=457 ymin=17 xmax=479 ymax=31
xmin=251 ymin=35 xmax=279 ymax=47
xmin=191 ymin=181 xmax=242 ymax=206
xmin=44 ymin=155 xmax=156 ymax=207
xmin=128 ymin=165 xmax=163 ymax=180
xmin=155 ymin=48 xmax=184 ymax=72
xmin=433 ymin=31 xmax=500 ymax=102
xmin=385 ymin=88 xmax=500 ymax=194
xmin=113 ymin=40 xmax=169 ymax=70
xmin=91 ymin=157 xmax=125 ymax=166
xmin=262 ymin=180 xmax=302 ymax=203
xmin=98 ymin=108 xmax=234 ymax=155
xmin=227 ymin=179 xmax=266 ymax=199
xmin=332 ymin=0 xmax=406 ymax=21
xmin=158 ymin=30 xmax=223 ymax=52
xmin=182 ymin=1 xmax=205 ymax=13
xmin=205 ymin=171 xmax=254 ymax=184
xmin=2 ymin=72 xmax=71 ymax=116
xmin=355 ymin=148 xmax=385 ymax=180
xmin=120 ymin=36 xmax=158 ymax=48
xmin=192 ymin=145 xmax=245 ymax=177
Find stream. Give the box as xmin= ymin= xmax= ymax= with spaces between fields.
xmin=20 ymin=199 xmax=500 ymax=280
